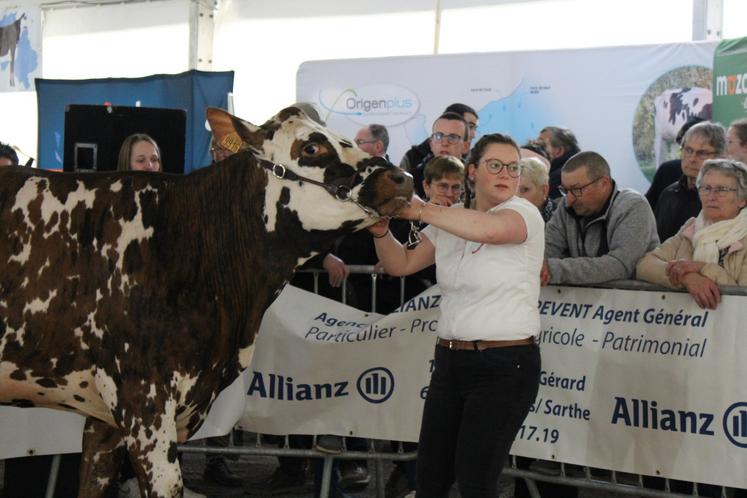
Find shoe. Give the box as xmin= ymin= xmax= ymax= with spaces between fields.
xmin=257 ymin=467 xmax=310 ymax=495
xmin=338 ymin=461 xmax=370 ymax=491
xmin=385 ymin=468 xmax=411 ymax=498
xmin=204 ymin=457 xmax=244 ymax=487
xmin=315 ymin=435 xmax=344 ymax=454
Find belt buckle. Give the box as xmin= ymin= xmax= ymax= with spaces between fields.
xmin=448 ymin=340 xmax=454 ymax=350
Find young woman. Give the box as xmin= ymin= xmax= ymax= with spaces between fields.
xmin=117 ymin=133 xmax=161 ymax=172
xmin=371 ymin=134 xmax=543 ymax=497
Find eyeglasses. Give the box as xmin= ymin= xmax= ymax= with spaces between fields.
xmin=431 ymin=132 xmax=463 ymax=144
xmin=558 ymin=177 xmax=602 ymax=197
xmin=697 ymin=185 xmax=739 ymax=197
xmin=355 ymin=139 xmax=379 ymax=146
xmin=682 ymin=146 xmax=718 ymax=160
xmin=481 ymin=159 xmax=521 ymax=178
xmin=432 ymin=182 xmax=463 ymax=194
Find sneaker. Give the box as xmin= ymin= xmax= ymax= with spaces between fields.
xmin=315 ymin=435 xmax=344 ymax=454
xmin=338 ymin=461 xmax=370 ymax=491
xmin=204 ymin=457 xmax=243 ymax=487
xmin=257 ymin=467 xmax=310 ymax=495
xmin=385 ymin=468 xmax=411 ymax=498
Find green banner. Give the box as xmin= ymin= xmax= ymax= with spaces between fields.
xmin=713 ymin=36 xmax=747 ymax=127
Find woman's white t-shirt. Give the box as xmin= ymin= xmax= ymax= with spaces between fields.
xmin=421 ymin=196 xmax=545 ymax=341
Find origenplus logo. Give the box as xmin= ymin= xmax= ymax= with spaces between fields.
xmin=319 ymin=85 xmax=420 ymax=126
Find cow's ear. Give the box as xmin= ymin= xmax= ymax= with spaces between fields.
xmin=206 ymin=107 xmax=261 ymax=154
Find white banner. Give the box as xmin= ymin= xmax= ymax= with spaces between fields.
xmin=3 ymin=283 xmax=746 ymax=489
xmin=241 ymin=284 xmax=747 ymax=488
xmin=297 ymin=42 xmax=716 ymax=193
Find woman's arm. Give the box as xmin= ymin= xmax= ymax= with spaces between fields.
xmin=400 ymin=197 xmax=527 ymax=245
xmin=370 ymin=219 xmax=435 ymax=277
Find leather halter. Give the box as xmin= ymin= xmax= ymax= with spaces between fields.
xmin=256 ymin=156 xmax=379 ymax=217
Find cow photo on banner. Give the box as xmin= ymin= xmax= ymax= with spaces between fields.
xmin=0 ymin=7 xmax=40 ymax=92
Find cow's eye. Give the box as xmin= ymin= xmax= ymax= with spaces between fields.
xmin=302 ymin=143 xmax=321 ymax=156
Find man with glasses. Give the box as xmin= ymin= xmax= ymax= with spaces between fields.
xmin=411 ymin=112 xmax=470 ymax=198
xmin=653 ymin=121 xmax=727 ymax=242
xmin=541 ymin=151 xmax=658 ymax=286
xmin=354 ymin=124 xmax=390 ymax=161
xmin=400 ymin=103 xmax=478 ymax=173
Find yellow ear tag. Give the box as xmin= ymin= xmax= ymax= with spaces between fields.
xmin=220 ymin=133 xmax=243 ymax=154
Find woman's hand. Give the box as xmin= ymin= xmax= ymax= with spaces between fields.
xmin=681 ymin=272 xmax=721 ymax=309
xmin=665 ymin=259 xmax=705 ymax=287
xmin=367 ymin=219 xmax=390 ymax=238
xmin=395 ymin=194 xmax=427 ymax=221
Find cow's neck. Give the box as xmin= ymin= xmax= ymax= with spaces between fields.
xmin=159 ymin=155 xmax=349 ymax=359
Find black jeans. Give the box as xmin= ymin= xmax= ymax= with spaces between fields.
xmin=416 ymin=343 xmax=540 ymax=498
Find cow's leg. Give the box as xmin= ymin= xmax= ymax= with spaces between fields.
xmin=124 ymin=399 xmax=183 ymax=498
xmin=78 ymin=417 xmax=126 ymax=498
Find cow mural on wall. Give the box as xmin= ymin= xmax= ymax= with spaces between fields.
xmin=0 ymin=106 xmax=413 ymax=498
xmin=653 ymin=87 xmax=712 ymax=166
xmin=0 ymin=13 xmax=25 ymax=87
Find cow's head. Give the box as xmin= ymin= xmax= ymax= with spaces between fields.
xmin=206 ymin=106 xmax=413 ymax=230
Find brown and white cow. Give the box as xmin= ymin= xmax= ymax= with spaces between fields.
xmin=0 ymin=106 xmax=413 ymax=497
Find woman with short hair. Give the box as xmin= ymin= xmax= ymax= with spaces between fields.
xmin=518 ymin=156 xmax=555 ymax=222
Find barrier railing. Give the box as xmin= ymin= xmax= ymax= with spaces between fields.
xmin=3 ymin=267 xmax=741 ymax=498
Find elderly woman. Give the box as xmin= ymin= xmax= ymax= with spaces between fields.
xmin=637 ymin=158 xmax=747 ymax=310
xmin=370 ymin=133 xmax=543 ymax=497
xmin=518 ymin=156 xmax=555 ymax=222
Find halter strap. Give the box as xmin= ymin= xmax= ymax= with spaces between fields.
xmin=256 ymin=157 xmax=378 ymax=217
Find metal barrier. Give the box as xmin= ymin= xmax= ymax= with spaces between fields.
xmin=4 ymin=268 xmax=741 ymax=497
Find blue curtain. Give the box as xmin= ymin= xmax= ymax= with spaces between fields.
xmin=36 ymin=70 xmax=234 ymax=172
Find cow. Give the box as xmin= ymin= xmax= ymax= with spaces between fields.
xmin=0 ymin=105 xmax=413 ymax=497
xmin=652 ymin=87 xmax=712 ymax=166
xmin=0 ymin=13 xmax=25 ymax=87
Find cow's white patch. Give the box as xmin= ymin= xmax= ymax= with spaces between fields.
xmin=110 ymin=180 xmax=123 ymax=193
xmin=8 ymin=241 xmax=31 ymax=265
xmin=39 ymin=180 xmax=97 ymax=238
xmin=109 ymin=187 xmax=157 ymax=291
xmin=237 ymin=344 xmax=255 ymax=370
xmin=22 ymin=289 xmax=58 ymax=316
xmin=126 ymin=397 xmax=181 ymax=497
xmin=94 ymin=369 xmax=119 ymax=412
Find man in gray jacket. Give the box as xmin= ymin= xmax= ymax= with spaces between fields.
xmin=541 ymin=151 xmax=659 ymax=285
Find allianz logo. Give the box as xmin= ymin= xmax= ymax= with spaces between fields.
xmin=247 ymin=367 xmax=395 ymax=404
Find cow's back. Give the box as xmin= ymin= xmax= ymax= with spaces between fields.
xmin=0 ymin=167 xmax=183 ymax=419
